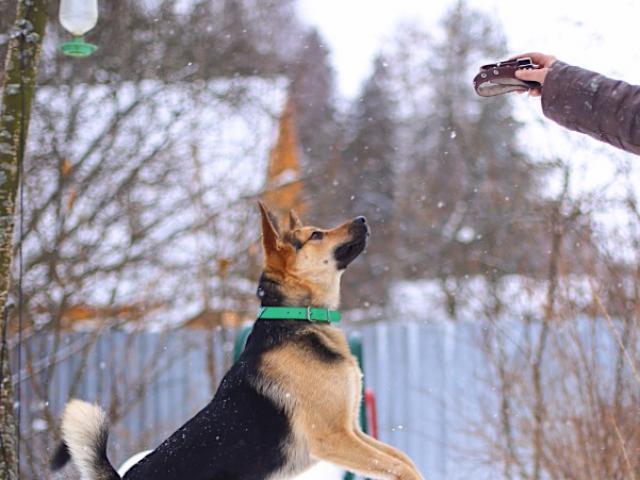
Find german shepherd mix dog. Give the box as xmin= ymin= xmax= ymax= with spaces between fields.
xmin=51 ymin=203 xmax=423 ymax=480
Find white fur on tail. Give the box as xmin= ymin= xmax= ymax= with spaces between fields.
xmin=61 ymin=399 xmax=111 ymax=480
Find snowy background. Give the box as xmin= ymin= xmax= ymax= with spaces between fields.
xmin=299 ymin=0 xmax=640 ymax=202
xmin=2 ymin=0 xmax=639 ymax=479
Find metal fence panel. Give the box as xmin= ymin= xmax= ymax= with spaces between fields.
xmin=14 ymin=318 xmax=631 ymax=480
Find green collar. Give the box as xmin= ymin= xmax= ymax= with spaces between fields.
xmin=258 ymin=306 xmax=341 ymax=324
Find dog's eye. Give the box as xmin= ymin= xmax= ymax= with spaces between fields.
xmin=309 ymin=231 xmax=324 ymax=241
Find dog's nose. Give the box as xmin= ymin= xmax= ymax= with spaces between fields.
xmin=353 ymin=216 xmax=367 ymax=225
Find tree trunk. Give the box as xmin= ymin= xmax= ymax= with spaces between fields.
xmin=0 ymin=1 xmax=48 ymax=478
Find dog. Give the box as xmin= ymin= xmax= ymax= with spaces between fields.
xmin=51 ymin=202 xmax=423 ymax=480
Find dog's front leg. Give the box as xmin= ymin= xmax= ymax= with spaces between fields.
xmin=307 ymin=430 xmax=421 ymax=480
xmin=353 ymin=430 xmax=424 ymax=479
xmin=349 ymin=367 xmax=423 ymax=479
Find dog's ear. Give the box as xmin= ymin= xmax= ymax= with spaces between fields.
xmin=288 ymin=210 xmax=303 ymax=230
xmin=258 ymin=201 xmax=281 ymax=254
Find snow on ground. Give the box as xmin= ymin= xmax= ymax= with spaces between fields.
xmin=295 ymin=462 xmax=346 ymax=480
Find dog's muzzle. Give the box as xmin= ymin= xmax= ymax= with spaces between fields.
xmin=334 ymin=217 xmax=369 ymax=270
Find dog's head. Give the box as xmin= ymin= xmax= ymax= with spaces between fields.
xmin=257 ymin=202 xmax=369 ymax=310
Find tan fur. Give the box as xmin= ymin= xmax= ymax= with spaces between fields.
xmin=259 ymin=202 xmax=355 ymax=309
xmin=259 ymin=326 xmax=422 ymax=479
xmin=257 ymin=203 xmax=423 ymax=480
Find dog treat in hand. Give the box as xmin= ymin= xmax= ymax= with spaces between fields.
xmin=473 ymin=57 xmax=542 ymax=97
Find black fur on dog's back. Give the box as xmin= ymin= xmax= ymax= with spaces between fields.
xmin=50 ymin=311 xmax=347 ymax=480
xmin=122 ymin=318 xmax=329 ymax=480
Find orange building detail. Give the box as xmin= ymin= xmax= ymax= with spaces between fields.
xmin=263 ymin=97 xmax=305 ymax=215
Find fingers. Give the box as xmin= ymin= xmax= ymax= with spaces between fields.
xmin=511 ymin=52 xmax=557 ymax=68
xmin=515 ymin=67 xmax=549 ymax=84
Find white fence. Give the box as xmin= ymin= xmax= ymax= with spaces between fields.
xmin=15 ymin=318 xmax=624 ymax=479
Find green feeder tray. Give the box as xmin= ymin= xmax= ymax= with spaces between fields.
xmin=61 ymin=36 xmax=97 ymax=57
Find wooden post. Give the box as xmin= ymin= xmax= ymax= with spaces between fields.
xmin=0 ymin=1 xmax=48 ymax=478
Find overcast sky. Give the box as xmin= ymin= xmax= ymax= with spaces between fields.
xmin=297 ymin=0 xmax=640 ymax=99
xmin=296 ymin=0 xmax=640 ymax=204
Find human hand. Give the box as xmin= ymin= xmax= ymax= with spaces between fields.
xmin=513 ymin=52 xmax=557 ymax=97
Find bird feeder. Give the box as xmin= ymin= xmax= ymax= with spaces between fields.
xmin=59 ymin=0 xmax=98 ymax=57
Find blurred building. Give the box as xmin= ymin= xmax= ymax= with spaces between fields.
xmin=263 ymin=96 xmax=306 ymax=216
xmin=43 ymin=88 xmax=305 ymax=332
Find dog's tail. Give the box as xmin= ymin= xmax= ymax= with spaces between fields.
xmin=51 ymin=399 xmax=120 ymax=480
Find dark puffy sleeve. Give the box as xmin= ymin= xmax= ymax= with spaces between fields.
xmin=541 ymin=61 xmax=640 ymax=155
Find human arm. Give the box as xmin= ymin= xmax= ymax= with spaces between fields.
xmin=515 ymin=52 xmax=640 ymax=155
